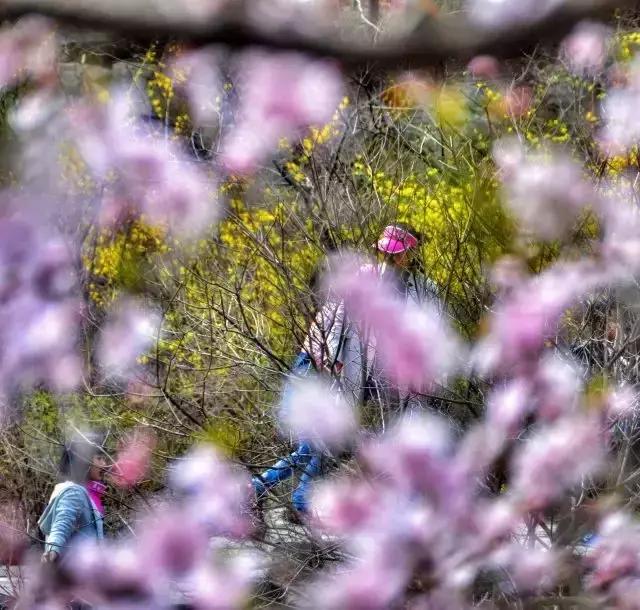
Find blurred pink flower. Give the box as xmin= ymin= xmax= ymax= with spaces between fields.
xmin=112 ymin=428 xmax=156 ymax=488
xmin=475 ymin=498 xmax=519 ymax=544
xmin=486 ymin=379 xmax=532 ymax=435
xmin=171 ymin=48 xmax=220 ymax=127
xmin=363 ymin=414 xmax=455 ymax=501
xmin=587 ymin=512 xmax=640 ymax=590
xmin=605 ymin=386 xmax=637 ymax=420
xmin=561 ymin=21 xmax=609 ymax=76
xmin=0 ymin=216 xmax=82 ymax=398
xmin=503 ymin=85 xmax=533 ymax=118
xmin=221 ymin=51 xmax=342 ymax=173
xmin=328 ymin=255 xmax=461 ymax=390
xmin=598 ymin=62 xmax=640 ymax=154
xmin=70 ymin=95 xmax=218 ymax=238
xmin=467 ymin=55 xmax=500 ymax=79
xmin=306 ymin=536 xmax=410 ymax=610
xmin=69 ymin=539 xmax=154 ymax=601
xmin=493 ymin=138 xmax=593 ymax=240
xmin=534 ymin=353 xmax=583 ymax=421
xmin=138 ymin=508 xmax=207 ymax=576
xmin=280 ymin=376 xmax=358 ymax=449
xmin=97 ymin=298 xmax=160 ymax=379
xmin=3 ymin=295 xmax=81 ymax=394
xmin=311 ymin=477 xmax=381 ymax=536
xmin=0 ymin=17 xmax=56 ymax=90
xmin=511 ymin=415 xmax=605 ymax=509
xmin=600 ymin=193 xmax=640 ymax=275
xmin=474 ymin=262 xmax=598 ymax=374
xmin=169 ymin=445 xmax=252 ymax=538
xmin=188 ymin=551 xmax=258 ymax=609
xmin=494 ymin=544 xmax=559 ymax=592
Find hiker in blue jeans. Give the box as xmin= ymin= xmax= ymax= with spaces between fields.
xmin=252 ymin=352 xmax=326 ymax=521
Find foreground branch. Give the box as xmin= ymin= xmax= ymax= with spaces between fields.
xmin=0 ymin=0 xmax=636 ymax=68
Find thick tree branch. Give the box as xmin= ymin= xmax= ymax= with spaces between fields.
xmin=0 ymin=0 xmax=635 ymax=68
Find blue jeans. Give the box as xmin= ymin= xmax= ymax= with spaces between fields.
xmin=253 ymin=353 xmax=323 ymax=513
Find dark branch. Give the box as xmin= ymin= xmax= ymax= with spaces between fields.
xmin=0 ymin=0 xmax=635 ymax=68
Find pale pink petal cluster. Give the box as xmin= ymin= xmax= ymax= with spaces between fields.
xmin=586 ymin=513 xmax=640 ymax=595
xmin=474 ymin=261 xmax=598 ymax=374
xmin=510 ymin=415 xmax=605 ymax=509
xmin=169 ymin=445 xmax=252 ymax=538
xmin=327 ymin=254 xmax=462 ymax=391
xmin=112 ymin=428 xmax=156 ymax=488
xmin=0 ymin=17 xmax=56 ymax=91
xmin=172 ymin=48 xmax=221 ymax=127
xmin=561 ymin=21 xmax=610 ymax=76
xmin=598 ymin=60 xmax=640 ymax=154
xmin=280 ymin=376 xmax=358 ymax=448
xmin=97 ymin=298 xmax=160 ymax=380
xmin=0 ymin=217 xmax=81 ymax=402
xmin=493 ymin=138 xmax=594 ymax=240
xmin=221 ymin=51 xmax=343 ymax=173
xmin=70 ymin=94 xmax=218 ymax=238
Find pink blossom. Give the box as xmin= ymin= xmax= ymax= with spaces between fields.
xmin=493 ymin=544 xmax=559 ymax=592
xmin=221 ymin=51 xmax=342 ymax=173
xmin=586 ymin=512 xmax=640 ymax=590
xmin=475 ymin=498 xmax=519 ymax=544
xmin=600 ymin=193 xmax=640 ymax=275
xmin=511 ymin=415 xmax=605 ymax=509
xmin=97 ymin=298 xmax=160 ymax=379
xmin=137 ymin=508 xmax=208 ymax=576
xmin=0 ymin=216 xmax=82 ymax=398
xmin=503 ymin=85 xmax=533 ymax=118
xmin=605 ymin=386 xmax=637 ymax=420
xmin=70 ymin=94 xmax=218 ymax=238
xmin=188 ymin=551 xmax=258 ymax=609
xmin=280 ymin=376 xmax=358 ymax=448
xmin=306 ymin=536 xmax=410 ymax=609
xmin=467 ymin=55 xmax=500 ymax=79
xmin=169 ymin=445 xmax=252 ymax=538
xmin=493 ymin=138 xmax=593 ymax=240
xmin=68 ymin=539 xmax=154 ymax=600
xmin=363 ymin=414 xmax=455 ymax=500
xmin=486 ymin=379 xmax=532 ymax=434
xmin=561 ymin=21 xmax=609 ymax=76
xmin=534 ymin=353 xmax=583 ymax=421
xmin=327 ymin=255 xmax=461 ymax=390
xmin=2 ymin=295 xmax=81 ymax=394
xmin=0 ymin=17 xmax=56 ymax=90
xmin=111 ymin=428 xmax=156 ymax=488
xmin=598 ymin=62 xmax=640 ymax=154
xmin=311 ymin=477 xmax=381 ymax=536
xmin=171 ymin=48 xmax=220 ymax=127
xmin=474 ymin=262 xmax=598 ymax=374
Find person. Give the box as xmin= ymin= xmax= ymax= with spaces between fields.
xmin=339 ymin=223 xmax=440 ymax=416
xmin=252 ymin=224 xmax=437 ymax=523
xmin=251 ymin=305 xmax=336 ymax=523
xmin=38 ymin=436 xmax=108 ymax=563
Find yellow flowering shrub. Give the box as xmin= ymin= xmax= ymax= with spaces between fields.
xmin=83 ymin=221 xmax=169 ymax=305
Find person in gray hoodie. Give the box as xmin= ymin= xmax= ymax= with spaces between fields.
xmin=38 ymin=436 xmax=108 ymax=563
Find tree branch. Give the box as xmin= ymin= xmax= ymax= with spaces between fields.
xmin=0 ymin=0 xmax=635 ymax=68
